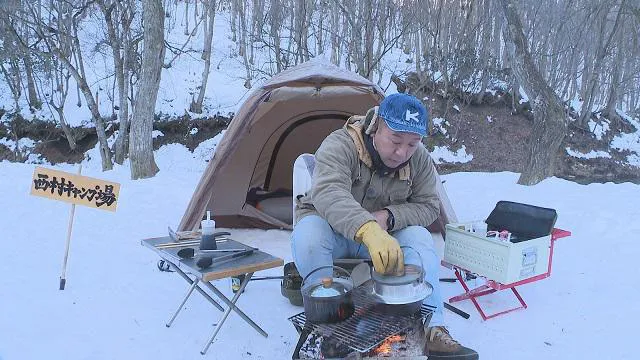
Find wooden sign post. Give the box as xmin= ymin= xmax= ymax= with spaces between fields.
xmin=30 ymin=166 xmax=121 ymax=290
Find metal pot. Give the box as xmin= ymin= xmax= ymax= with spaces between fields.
xmin=371 ymin=246 xmax=433 ymax=315
xmin=301 ymin=265 xmax=355 ymax=323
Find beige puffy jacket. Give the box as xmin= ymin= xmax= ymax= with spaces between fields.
xmin=295 ymin=108 xmax=440 ymax=240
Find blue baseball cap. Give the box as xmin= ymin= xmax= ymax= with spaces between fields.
xmin=378 ymin=93 xmax=428 ymax=136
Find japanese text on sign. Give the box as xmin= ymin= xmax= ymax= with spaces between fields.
xmin=30 ymin=166 xmax=120 ymax=211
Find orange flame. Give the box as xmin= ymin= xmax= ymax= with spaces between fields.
xmin=371 ymin=334 xmax=405 ymax=355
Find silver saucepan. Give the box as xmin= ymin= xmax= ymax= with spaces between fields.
xmin=371 ymin=246 xmax=433 ymax=315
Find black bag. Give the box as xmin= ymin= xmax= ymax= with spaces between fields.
xmin=485 ymin=201 xmax=557 ymax=243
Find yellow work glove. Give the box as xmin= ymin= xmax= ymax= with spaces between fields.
xmin=355 ymin=221 xmax=404 ymax=275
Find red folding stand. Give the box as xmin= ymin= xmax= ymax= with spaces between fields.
xmin=445 ymin=228 xmax=572 ymax=320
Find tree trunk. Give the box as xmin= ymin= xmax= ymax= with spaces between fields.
xmin=115 ymin=23 xmax=132 ymax=165
xmin=303 ymin=0 xmax=312 ymax=61
xmin=500 ymin=0 xmax=567 ymax=185
xmin=23 ymin=54 xmax=39 ymax=109
xmin=100 ymin=1 xmax=131 ymax=165
xmin=561 ymin=45 xmax=578 ymax=101
xmin=236 ymin=0 xmax=251 ymax=87
xmin=293 ymin=0 xmax=304 ymax=64
xmin=316 ymin=0 xmax=323 ymax=55
xmin=57 ymin=107 xmax=77 ymax=151
xmin=250 ymin=0 xmax=264 ymax=64
xmin=52 ymin=63 xmax=76 ymax=151
xmin=191 ymin=0 xmax=216 ymax=114
xmin=119 ymin=1 xmax=135 ymax=165
xmin=605 ymin=25 xmax=625 ymax=117
xmin=49 ymin=43 xmax=114 ymax=170
xmin=270 ymin=0 xmax=283 ymax=72
xmin=578 ymin=0 xmax=625 ymax=127
xmin=16 ymin=11 xmax=40 ymax=110
xmin=330 ymin=0 xmax=339 ymax=65
xmin=184 ymin=0 xmax=189 ymax=35
xmin=0 ymin=62 xmax=21 ymax=112
xmin=248 ymin=0 xmax=255 ymax=65
xmin=70 ymin=21 xmax=113 ymax=171
xmin=130 ymin=0 xmax=164 ymax=180
xmin=362 ymin=0 xmax=374 ymax=79
xmin=475 ymin=2 xmax=492 ymax=104
xmin=410 ymin=28 xmax=419 ymax=77
xmin=230 ymin=0 xmax=237 ymax=42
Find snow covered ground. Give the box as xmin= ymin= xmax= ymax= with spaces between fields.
xmin=1 ymin=141 xmax=638 ymax=360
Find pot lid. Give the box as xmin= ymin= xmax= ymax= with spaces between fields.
xmin=308 ymin=277 xmax=349 ymax=298
xmin=373 ymin=280 xmax=433 ymax=305
xmin=371 ymin=264 xmax=422 ymax=285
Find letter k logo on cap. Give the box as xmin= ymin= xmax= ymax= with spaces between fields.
xmin=405 ymin=109 xmax=419 ymax=123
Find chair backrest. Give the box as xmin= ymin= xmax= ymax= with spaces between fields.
xmin=292 ymin=153 xmax=316 ymax=225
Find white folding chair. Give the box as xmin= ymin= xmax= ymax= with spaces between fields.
xmin=292 ymin=153 xmax=316 ymax=226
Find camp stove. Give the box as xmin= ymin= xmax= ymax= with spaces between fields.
xmin=289 ymin=281 xmax=434 ymax=359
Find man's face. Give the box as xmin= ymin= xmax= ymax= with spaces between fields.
xmin=372 ymin=120 xmax=422 ymax=168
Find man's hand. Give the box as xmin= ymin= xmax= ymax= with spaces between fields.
xmin=372 ymin=210 xmax=390 ymax=231
xmin=355 ymin=221 xmax=404 ymax=275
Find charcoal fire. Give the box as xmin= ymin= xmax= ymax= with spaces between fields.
xmin=368 ymin=334 xmax=406 ymax=356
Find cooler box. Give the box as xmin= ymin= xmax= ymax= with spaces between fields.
xmin=444 ymin=201 xmax=557 ymax=284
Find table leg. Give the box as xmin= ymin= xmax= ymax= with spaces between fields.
xmin=169 ymin=261 xmax=224 ymax=312
xmin=449 ymin=284 xmax=496 ymax=302
xmin=511 ymin=287 xmax=527 ymax=309
xmin=200 ymin=272 xmax=268 ymax=355
xmin=292 ymin=326 xmax=312 ymax=360
xmin=166 ymin=278 xmax=199 ymax=327
xmin=449 ymin=268 xmax=529 ymax=320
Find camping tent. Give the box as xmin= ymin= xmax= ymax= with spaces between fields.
xmin=179 ymin=59 xmax=457 ymax=236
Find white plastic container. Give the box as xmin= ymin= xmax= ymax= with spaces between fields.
xmin=444 ymin=221 xmax=551 ymax=284
xmin=200 ymin=211 xmax=217 ymax=250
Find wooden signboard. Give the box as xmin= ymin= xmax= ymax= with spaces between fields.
xmin=30 ymin=166 xmax=121 ymax=289
xmin=30 ymin=166 xmax=120 ymax=211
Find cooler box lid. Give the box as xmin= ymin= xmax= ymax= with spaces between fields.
xmin=485 ymin=201 xmax=557 ymax=242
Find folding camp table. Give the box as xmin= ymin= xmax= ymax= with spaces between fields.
xmin=141 ymin=235 xmax=284 ymax=355
xmin=442 ymin=228 xmax=571 ymax=320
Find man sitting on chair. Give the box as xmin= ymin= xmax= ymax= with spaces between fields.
xmin=291 ymin=93 xmax=478 ymax=360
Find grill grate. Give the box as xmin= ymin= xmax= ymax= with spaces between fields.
xmin=288 ymin=281 xmax=435 ymax=353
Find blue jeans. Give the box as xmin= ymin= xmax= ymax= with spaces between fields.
xmin=291 ymin=215 xmax=444 ymax=327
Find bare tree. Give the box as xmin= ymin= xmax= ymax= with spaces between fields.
xmin=48 ymin=62 xmax=76 ymax=150
xmin=184 ymin=0 xmax=190 ymax=35
xmin=500 ymin=0 xmax=568 ymax=185
xmin=0 ymin=0 xmax=41 ymax=112
xmin=190 ymin=0 xmax=216 ymax=114
xmin=0 ymin=1 xmax=25 ymax=113
xmin=232 ymin=0 xmax=252 ymax=88
xmin=0 ymin=59 xmax=22 ymax=112
xmin=268 ymin=0 xmax=284 ymax=73
xmin=46 ymin=0 xmax=76 ymax=150
xmin=2 ymin=1 xmax=114 ymax=170
xmin=577 ymin=0 xmax=626 ymax=127
xmin=130 ymin=0 xmax=164 ymax=179
xmin=98 ymin=0 xmax=138 ymax=164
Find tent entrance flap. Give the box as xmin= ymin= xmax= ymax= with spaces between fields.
xmin=246 ymin=114 xmax=348 ymax=227
xmin=263 ymin=114 xmax=349 ymax=191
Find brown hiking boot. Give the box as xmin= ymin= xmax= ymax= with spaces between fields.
xmin=424 ymin=326 xmax=479 ymax=360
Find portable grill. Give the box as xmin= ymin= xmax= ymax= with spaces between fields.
xmin=289 ymin=281 xmax=434 ymax=358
